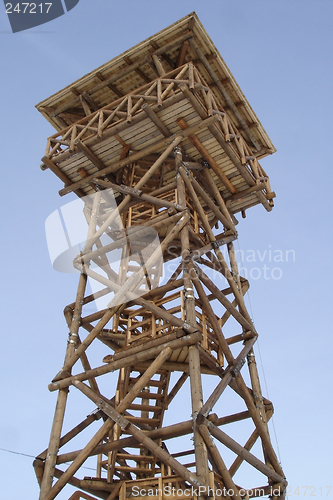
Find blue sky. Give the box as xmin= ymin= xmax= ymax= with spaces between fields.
xmin=1 ymin=1 xmax=332 ymax=499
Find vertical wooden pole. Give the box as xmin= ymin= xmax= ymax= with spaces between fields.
xmin=39 ymin=272 xmax=88 ymax=499
xmin=188 ymin=344 xmax=209 ymax=486
xmin=175 ymin=146 xmax=209 ymax=489
xmin=38 ymin=390 xmax=69 ymax=499
xmin=227 ymin=242 xmax=241 ymax=295
xmin=40 ymin=194 xmax=104 ymax=498
xmin=179 ymin=165 xmax=251 ymax=323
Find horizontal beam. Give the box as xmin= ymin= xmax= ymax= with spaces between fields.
xmin=56 ymin=410 xmax=251 ymax=465
xmin=48 ymin=332 xmax=202 ymax=392
xmin=92 ymin=178 xmax=182 ymax=211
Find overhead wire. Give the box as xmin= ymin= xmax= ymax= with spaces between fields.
xmin=236 ymin=237 xmax=283 ymax=465
xmin=0 ymin=447 xmax=96 ymax=471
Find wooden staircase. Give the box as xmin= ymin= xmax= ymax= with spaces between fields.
xmin=96 ymin=369 xmax=171 ymax=482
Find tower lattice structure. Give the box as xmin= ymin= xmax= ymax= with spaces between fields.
xmin=34 ymin=13 xmax=287 ymax=500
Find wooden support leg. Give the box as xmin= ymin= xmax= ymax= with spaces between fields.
xmin=44 ymin=419 xmax=115 ymax=500
xmin=63 ymin=308 xmax=100 ymax=395
xmin=178 ymin=165 xmax=251 ymax=323
xmin=39 ymin=272 xmax=88 ymax=500
xmin=175 ymin=146 xmax=209 ymax=490
xmin=225 ymin=242 xmax=281 ymax=475
xmin=202 ymin=168 xmax=236 ymax=228
xmin=227 ymin=242 xmax=241 ymax=295
xmin=188 ymin=344 xmax=210 ymax=486
xmin=53 ymin=308 xmax=116 ymax=381
xmin=38 ymin=389 xmax=69 ymax=500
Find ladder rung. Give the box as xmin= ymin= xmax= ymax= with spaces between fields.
xmin=129 ymin=380 xmax=166 ymax=388
xmin=125 ymin=416 xmax=160 ymax=425
xmin=127 ymin=265 xmax=142 ymax=272
xmin=117 ymin=454 xmax=154 ymax=462
xmin=172 ymin=449 xmax=195 ymax=458
xmin=129 ymin=318 xmax=152 ymax=330
xmin=127 ymin=403 xmax=162 ymax=412
xmin=115 ymin=466 xmax=154 ymax=473
xmin=135 ymin=392 xmax=165 ymax=400
xmin=183 ymin=462 xmax=196 ymax=468
xmin=144 ymin=380 xmax=166 ymax=387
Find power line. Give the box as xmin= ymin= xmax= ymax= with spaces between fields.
xmin=236 ymin=237 xmax=283 ymax=465
xmin=0 ymin=447 xmax=96 ymax=471
xmin=0 ymin=447 xmax=35 ymax=459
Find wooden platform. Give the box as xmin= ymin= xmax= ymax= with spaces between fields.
xmin=36 ymin=12 xmax=276 ymax=216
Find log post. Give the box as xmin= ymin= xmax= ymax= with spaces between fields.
xmin=39 ymin=272 xmax=88 ymax=499
xmin=175 ymin=146 xmax=210 ymax=490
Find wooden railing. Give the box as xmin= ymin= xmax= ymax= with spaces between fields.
xmin=43 ymin=62 xmax=269 ymax=189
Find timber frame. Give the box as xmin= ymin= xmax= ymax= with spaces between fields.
xmin=34 ymin=13 xmax=286 ymax=500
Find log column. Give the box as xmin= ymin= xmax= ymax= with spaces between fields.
xmin=175 ymin=146 xmax=209 ymax=490
xmin=227 ymin=241 xmax=283 ymax=493
xmin=39 ymin=273 xmax=88 ymax=499
xmin=39 ymin=193 xmax=102 ymax=499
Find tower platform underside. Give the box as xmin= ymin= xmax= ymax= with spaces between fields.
xmin=34 ymin=13 xmax=286 ymax=500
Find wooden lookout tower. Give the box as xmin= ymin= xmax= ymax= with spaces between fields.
xmin=34 ymin=13 xmax=287 ymax=500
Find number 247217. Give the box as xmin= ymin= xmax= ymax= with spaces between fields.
xmin=5 ymin=3 xmax=52 ymax=14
